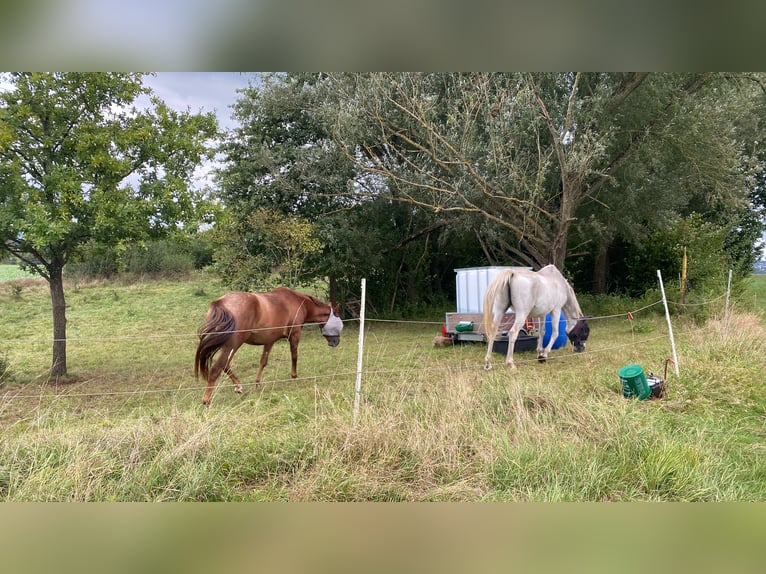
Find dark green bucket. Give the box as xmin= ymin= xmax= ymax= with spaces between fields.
xmin=455 ymin=321 xmax=474 ymax=332
xmin=619 ymin=364 xmax=651 ymax=400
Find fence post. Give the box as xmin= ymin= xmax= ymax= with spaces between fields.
xmin=353 ymin=277 xmax=366 ymax=424
xmin=724 ymin=269 xmax=732 ymax=323
xmin=657 ymin=270 xmax=680 ymax=376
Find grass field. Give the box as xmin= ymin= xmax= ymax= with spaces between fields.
xmin=0 ymin=264 xmax=38 ymax=282
xmin=0 ymin=271 xmax=764 ymax=501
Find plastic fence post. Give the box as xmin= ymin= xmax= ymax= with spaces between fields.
xmin=353 ymin=278 xmax=366 ymax=424
xmin=657 ymin=270 xmax=680 ymax=376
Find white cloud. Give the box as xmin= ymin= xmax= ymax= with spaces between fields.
xmin=141 ymin=72 xmax=257 ymax=189
xmin=142 ymin=72 xmax=256 ymax=131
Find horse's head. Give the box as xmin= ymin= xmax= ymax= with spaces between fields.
xmin=320 ymin=305 xmax=343 ymax=347
xmin=567 ymin=317 xmax=590 ymax=352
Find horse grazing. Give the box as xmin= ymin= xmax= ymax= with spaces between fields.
xmin=483 ymin=265 xmax=589 ymax=371
xmin=194 ymin=287 xmax=343 ymax=406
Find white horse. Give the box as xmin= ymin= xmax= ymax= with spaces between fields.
xmin=483 ymin=264 xmax=590 ymax=371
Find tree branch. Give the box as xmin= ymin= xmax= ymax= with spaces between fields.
xmin=608 ymin=72 xmax=650 ymax=112
xmin=381 ymin=221 xmax=447 ymax=254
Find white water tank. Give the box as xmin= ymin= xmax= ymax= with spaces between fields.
xmin=454 ymin=266 xmax=525 ymax=313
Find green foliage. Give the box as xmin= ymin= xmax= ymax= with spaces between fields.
xmin=0 ymin=73 xmax=218 ymax=375
xmin=1 ymin=73 xmax=217 ymax=264
xmin=182 ymin=234 xmax=215 ymax=270
xmin=67 ymin=236 xmax=214 ymax=281
xmin=216 ymin=73 xmax=493 ymax=308
xmin=571 ymin=213 xmax=742 ymax=298
xmin=65 ymin=242 xmax=120 ymax=279
xmin=0 ymin=352 xmax=10 ymax=385
xmin=119 ymin=241 xmax=196 ymax=276
xmin=211 ymin=208 xmax=323 ymax=290
xmin=636 ymin=215 xmax=729 ymax=297
xmin=217 ymin=73 xmax=764 ymax=310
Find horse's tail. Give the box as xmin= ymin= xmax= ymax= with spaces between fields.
xmin=194 ymin=302 xmax=236 ymax=381
xmin=483 ymin=269 xmax=514 ymax=343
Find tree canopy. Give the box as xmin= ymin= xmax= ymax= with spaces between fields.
xmin=0 ymin=72 xmax=218 ymax=377
xmin=214 ymin=73 xmax=765 ymax=311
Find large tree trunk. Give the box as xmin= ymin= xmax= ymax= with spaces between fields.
xmin=550 ymin=186 xmax=576 ymax=270
xmin=550 ymin=226 xmax=569 ymax=270
xmin=592 ymin=244 xmax=609 ymax=294
xmin=48 ymin=263 xmax=67 ymax=378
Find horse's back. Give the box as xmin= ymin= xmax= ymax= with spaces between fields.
xmin=214 ymin=291 xmax=261 ymax=318
xmin=259 ymin=287 xmax=308 ymax=316
xmin=505 ymin=265 xmax=569 ymax=317
xmin=535 ymin=264 xmax=564 ymax=281
xmin=213 ymin=289 xmax=303 ymax=343
xmin=216 ymin=288 xmax=299 ymax=312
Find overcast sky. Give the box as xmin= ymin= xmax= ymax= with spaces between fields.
xmin=142 ymin=72 xmax=256 ymax=131
xmin=139 ymin=72 xmax=257 ymax=190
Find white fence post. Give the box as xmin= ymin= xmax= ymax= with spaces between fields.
xmin=657 ymin=270 xmax=680 ymax=376
xmin=353 ymin=278 xmax=366 ymax=424
xmin=724 ymin=269 xmax=732 ymax=323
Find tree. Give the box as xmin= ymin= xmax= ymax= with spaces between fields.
xmin=215 ymin=73 xmax=359 ymax=301
xmin=0 ymin=73 xmax=218 ymax=378
xmin=567 ymin=73 xmax=764 ymax=293
xmin=329 ymin=72 xmax=614 ymax=269
xmin=215 ymin=73 xmax=764 ymax=314
xmin=216 ymin=74 xmax=487 ymax=311
xmin=329 ymin=73 xmax=761 ymax=281
xmin=210 ymin=207 xmax=322 ymax=290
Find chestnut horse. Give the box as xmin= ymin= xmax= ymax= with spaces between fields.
xmin=194 ymin=287 xmax=343 ymax=406
xmin=483 ymin=265 xmax=590 ymax=371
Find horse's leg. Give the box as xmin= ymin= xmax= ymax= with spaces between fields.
xmin=202 ymin=345 xmax=240 ymax=407
xmin=504 ymin=315 xmax=527 ymax=371
xmin=484 ymin=334 xmax=495 ymax=371
xmin=538 ymin=308 xmax=561 ymax=363
xmin=484 ymin=308 xmax=504 ymax=371
xmin=254 ymin=342 xmax=274 ymax=388
xmin=288 ymin=333 xmax=300 ymax=379
xmin=223 ymin=364 xmax=243 ymax=395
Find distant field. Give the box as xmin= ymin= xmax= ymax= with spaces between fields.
xmin=0 ymin=265 xmax=38 ymax=282
xmin=743 ymin=273 xmax=766 ymax=314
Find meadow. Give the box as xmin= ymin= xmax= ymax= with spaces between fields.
xmin=0 ymin=267 xmax=764 ymax=501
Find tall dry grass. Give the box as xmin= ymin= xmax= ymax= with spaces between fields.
xmin=1 ymin=276 xmax=765 ymax=501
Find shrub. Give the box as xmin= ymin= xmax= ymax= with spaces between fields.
xmin=0 ymin=352 xmax=10 ymax=385
xmin=119 ymin=241 xmax=195 ymax=276
xmin=66 ymin=242 xmax=119 ymax=279
xmin=182 ymin=235 xmax=215 ymax=270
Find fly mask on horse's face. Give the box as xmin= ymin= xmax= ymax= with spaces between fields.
xmin=567 ymin=318 xmax=590 ymax=352
xmin=321 ymin=307 xmax=343 ymax=347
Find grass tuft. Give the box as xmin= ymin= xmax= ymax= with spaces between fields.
xmin=1 ymin=274 xmax=765 ymax=500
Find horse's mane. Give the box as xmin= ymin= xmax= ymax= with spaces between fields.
xmin=305 ymin=294 xmax=329 ymax=308
xmin=543 ymin=264 xmax=583 ymax=319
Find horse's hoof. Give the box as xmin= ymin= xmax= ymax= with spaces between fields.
xmin=484 ymin=362 xmax=492 ymax=371
xmin=537 ymin=354 xmax=547 ymax=363
xmin=234 ymin=385 xmax=243 ymax=394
